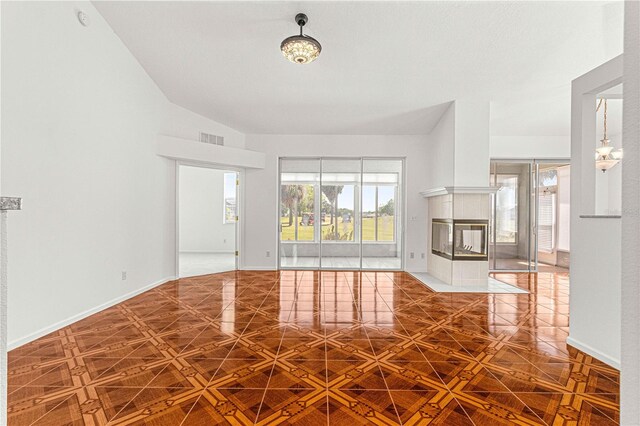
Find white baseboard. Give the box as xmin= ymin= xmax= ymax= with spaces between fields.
xmin=8 ymin=276 xmax=176 ymax=350
xmin=240 ymin=266 xmax=278 ymax=271
xmin=566 ymin=336 xmax=620 ymax=370
xmin=179 ymin=250 xmax=234 ymax=254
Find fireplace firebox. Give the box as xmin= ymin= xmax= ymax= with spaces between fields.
xmin=432 ymin=219 xmax=489 ymax=261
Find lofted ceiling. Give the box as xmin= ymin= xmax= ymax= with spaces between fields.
xmin=93 ymin=1 xmax=623 ymax=136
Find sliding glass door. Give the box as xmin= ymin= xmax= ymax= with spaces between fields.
xmin=362 ymin=159 xmax=403 ymax=269
xmin=279 ymin=157 xmax=403 ymax=270
xmin=279 ymin=158 xmax=320 ymax=268
xmin=489 ymin=161 xmax=536 ymax=271
xmin=489 ymin=159 xmax=571 ymax=272
xmin=320 ymin=158 xmax=361 ymax=269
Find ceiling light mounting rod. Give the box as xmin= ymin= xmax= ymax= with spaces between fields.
xmin=296 ymin=13 xmax=308 ymax=36
xmin=603 ymin=98 xmax=608 ymax=140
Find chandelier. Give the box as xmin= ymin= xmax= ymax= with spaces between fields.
xmin=595 ymin=98 xmax=623 ymax=173
xmin=281 ymin=13 xmax=321 ymax=64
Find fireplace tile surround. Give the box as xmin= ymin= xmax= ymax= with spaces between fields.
xmin=425 ymin=190 xmax=494 ymax=287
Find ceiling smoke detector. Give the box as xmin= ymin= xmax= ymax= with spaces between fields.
xmin=77 ymin=10 xmax=90 ymax=27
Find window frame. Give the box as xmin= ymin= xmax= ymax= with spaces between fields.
xmin=361 ymin=183 xmax=398 ymax=243
xmin=279 ymin=181 xmax=398 ymax=244
xmin=223 ymin=172 xmax=237 ymax=225
xmin=279 ymin=180 xmax=318 ymax=243
xmin=494 ymin=173 xmax=519 ymax=245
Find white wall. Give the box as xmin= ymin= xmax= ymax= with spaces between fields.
xmin=242 ymin=135 xmax=430 ymax=272
xmin=453 ymin=100 xmax=490 ymax=187
xmin=490 ymin=135 xmax=570 ymax=159
xmin=569 ymin=56 xmax=623 ymax=368
xmin=595 ymin=162 xmax=622 ymax=215
xmin=179 ymin=166 xmax=235 ymax=253
xmin=426 ymin=100 xmax=491 ymax=189
xmin=1 ymin=1 xmax=245 ymax=347
xmin=425 ymin=103 xmax=455 ymax=188
xmin=621 ymin=1 xmax=640 ymax=423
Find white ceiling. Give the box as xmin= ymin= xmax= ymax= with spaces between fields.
xmin=94 ymin=1 xmax=623 ymax=136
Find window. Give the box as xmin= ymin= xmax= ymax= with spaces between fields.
xmin=278 ymin=158 xmax=403 ymax=270
xmin=539 ymin=169 xmax=558 ymax=187
xmin=538 ymin=168 xmax=558 ymax=253
xmin=223 ymin=172 xmax=237 ymax=224
xmin=495 ymin=174 xmax=518 ymax=243
xmin=280 ymin=183 xmax=315 ymax=241
xmin=321 ymin=181 xmax=355 ymax=242
xmin=538 ymin=192 xmax=556 ymax=253
xmin=362 ymin=185 xmax=396 ymax=242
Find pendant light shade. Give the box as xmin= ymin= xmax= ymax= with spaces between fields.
xmin=595 ymin=99 xmax=623 ymax=173
xmin=281 ymin=13 xmax=321 ymax=64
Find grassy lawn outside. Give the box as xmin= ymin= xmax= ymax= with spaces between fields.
xmin=280 ymin=216 xmax=394 ymax=241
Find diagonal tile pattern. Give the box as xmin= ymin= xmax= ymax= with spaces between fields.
xmin=7 ymin=270 xmax=619 ymax=425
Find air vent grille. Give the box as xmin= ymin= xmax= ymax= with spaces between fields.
xmin=199 ymin=132 xmax=224 ymax=146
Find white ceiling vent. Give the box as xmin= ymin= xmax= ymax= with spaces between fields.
xmin=199 ymin=132 xmax=224 ymax=146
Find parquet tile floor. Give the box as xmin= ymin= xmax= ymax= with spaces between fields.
xmin=7 ymin=270 xmax=619 ymax=425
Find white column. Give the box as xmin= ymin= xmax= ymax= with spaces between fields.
xmin=621 ymin=1 xmax=640 ymax=423
xmin=0 ymin=211 xmax=6 ymax=426
xmin=453 ymin=100 xmax=491 ymax=187
xmin=0 ymin=197 xmax=21 ymax=426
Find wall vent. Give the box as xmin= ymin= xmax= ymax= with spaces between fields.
xmin=199 ymin=132 xmax=224 ymax=146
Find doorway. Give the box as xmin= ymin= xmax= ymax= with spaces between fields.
xmin=177 ymin=164 xmax=238 ymax=277
xmin=278 ymin=157 xmax=404 ymax=270
xmin=489 ymin=159 xmax=570 ymax=272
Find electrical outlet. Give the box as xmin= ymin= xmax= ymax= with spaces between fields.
xmin=223 ymin=238 xmax=227 ymax=244
xmin=266 ymin=251 xmax=271 ymax=258
xmin=410 ymin=252 xmax=415 ymax=259
xmin=421 ymin=253 xmax=425 ymax=259
xmin=121 ymin=271 xmax=127 ymax=281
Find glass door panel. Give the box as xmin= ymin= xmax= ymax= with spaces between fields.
xmin=279 ymin=157 xmax=404 ymax=271
xmin=489 ymin=161 xmax=534 ymax=271
xmin=362 ymin=159 xmax=403 ymax=270
xmin=530 ymin=162 xmax=539 ymax=272
xmin=279 ymin=158 xmax=320 ymax=268
xmin=536 ymin=162 xmax=571 ymax=271
xmin=320 ymin=158 xmax=361 ymax=269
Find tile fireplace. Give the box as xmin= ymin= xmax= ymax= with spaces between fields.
xmin=422 ymin=187 xmax=497 ymax=287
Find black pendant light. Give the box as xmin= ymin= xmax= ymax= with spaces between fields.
xmin=280 ymin=13 xmax=322 ymax=64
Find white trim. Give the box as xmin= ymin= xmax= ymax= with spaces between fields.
xmin=175 ymin=163 xmax=180 ymax=283
xmin=420 ymin=186 xmax=499 ymax=198
xmin=158 ymin=135 xmax=265 ymax=169
xmin=409 ymin=272 xmax=528 ymax=294
xmin=566 ymin=336 xmax=620 ymax=370
xmin=240 ymin=266 xmax=277 ymax=271
xmin=179 ymin=250 xmax=235 ymax=254
xmin=7 ymin=276 xmax=175 ymax=350
xmin=176 ymin=163 xmax=242 ymax=276
xmin=571 ymin=54 xmax=623 ymax=216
